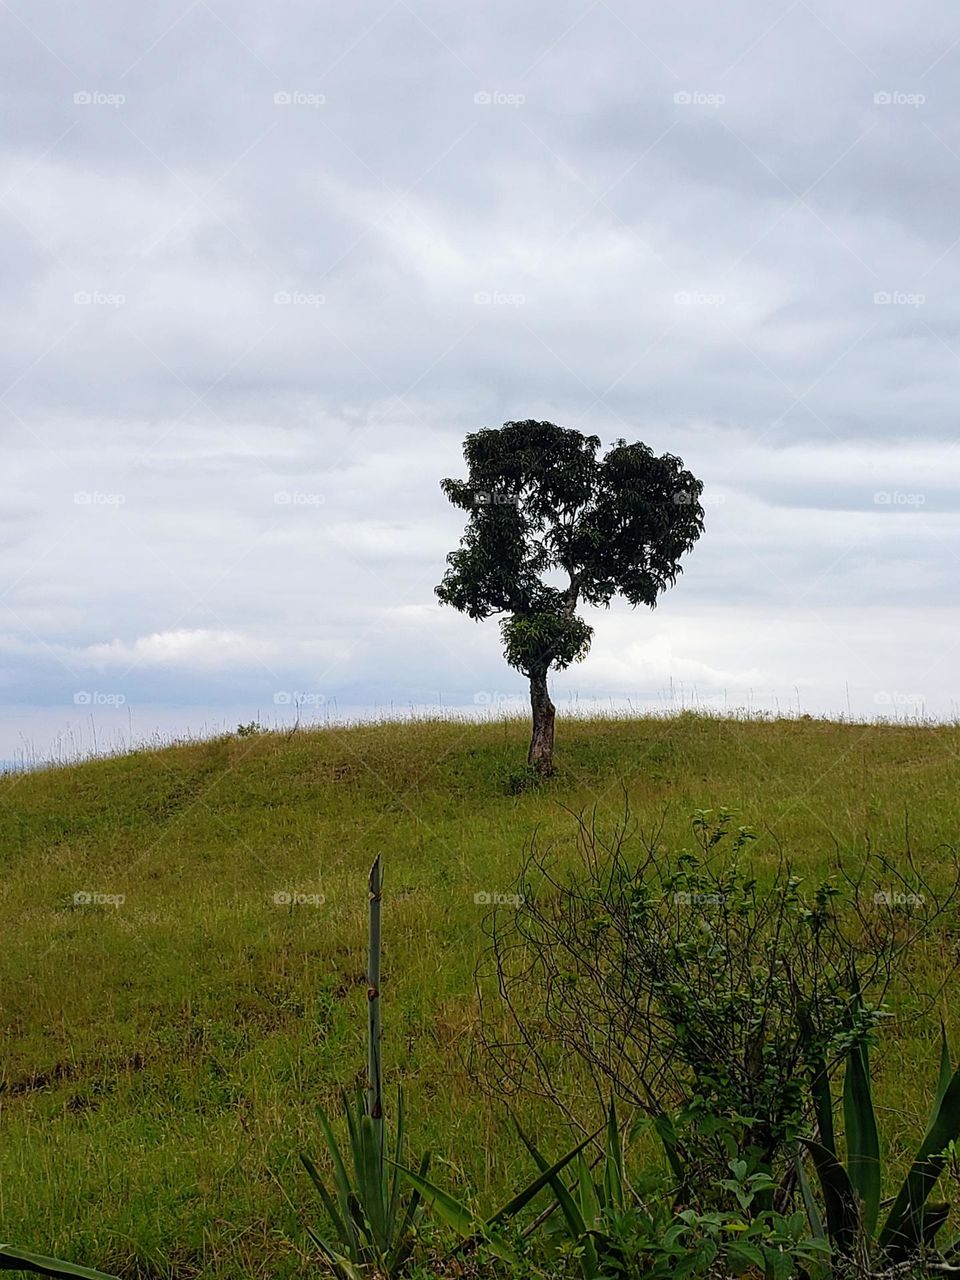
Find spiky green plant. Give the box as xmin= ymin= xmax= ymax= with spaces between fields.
xmin=0 ymin=1244 xmax=116 ymax=1278
xmin=299 ymin=857 xmax=430 ymax=1279
xmin=513 ymin=1098 xmax=633 ymax=1280
xmin=798 ymin=1021 xmax=960 ymax=1274
xmin=395 ymin=1129 xmax=595 ymax=1266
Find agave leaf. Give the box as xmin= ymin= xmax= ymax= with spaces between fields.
xmin=842 ymin=1037 xmax=881 ymax=1237
xmin=798 ymin=1138 xmax=861 ymax=1258
xmin=810 ymin=1056 xmax=836 ymax=1156
xmin=879 ymin=1056 xmax=960 ymax=1261
xmin=794 ymin=1148 xmax=826 ymax=1241
xmin=921 ymin=1202 xmax=951 ymax=1247
xmin=388 ymin=1085 xmax=405 ymax=1228
xmin=303 ymin=1223 xmax=366 ymax=1280
xmin=317 ymin=1105 xmax=356 ymax=1222
xmin=358 ymin=1113 xmax=388 ymax=1252
xmin=0 ymin=1248 xmax=118 ymax=1280
xmin=388 ymin=1150 xmax=431 ymax=1273
xmin=576 ymin=1154 xmax=601 ymax=1230
xmin=390 ymin=1164 xmax=519 ymax=1264
xmin=653 ymin=1111 xmax=686 ymax=1188
xmin=929 ymin=1024 xmax=953 ymax=1128
xmin=603 ymin=1097 xmax=624 ymax=1213
xmin=300 ymin=1153 xmax=351 ymax=1250
xmin=512 ymin=1117 xmax=587 ymax=1241
xmin=487 ymin=1130 xmax=595 ymax=1229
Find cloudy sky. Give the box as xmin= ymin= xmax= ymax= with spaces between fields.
xmin=2 ymin=0 xmax=960 ymax=760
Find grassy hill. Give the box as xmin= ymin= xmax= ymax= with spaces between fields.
xmin=3 ymin=712 xmax=960 ymax=1279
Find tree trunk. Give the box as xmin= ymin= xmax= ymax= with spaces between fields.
xmin=528 ymin=669 xmax=556 ymax=776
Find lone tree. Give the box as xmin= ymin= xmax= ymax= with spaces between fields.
xmin=436 ymin=420 xmax=705 ymax=776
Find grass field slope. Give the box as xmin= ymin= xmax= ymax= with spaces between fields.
xmin=3 ymin=712 xmax=960 ymax=1279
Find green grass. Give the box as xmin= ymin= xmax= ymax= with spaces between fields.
xmin=2 ymin=711 xmax=960 ymax=1278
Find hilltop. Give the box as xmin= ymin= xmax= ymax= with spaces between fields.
xmin=3 ymin=712 xmax=959 ymax=1279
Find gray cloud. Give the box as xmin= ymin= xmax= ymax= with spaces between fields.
xmin=3 ymin=0 xmax=960 ymax=758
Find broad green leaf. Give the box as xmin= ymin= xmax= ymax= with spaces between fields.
xmin=358 ymin=1113 xmax=387 ymax=1250
xmin=842 ymin=1038 xmax=881 ymax=1236
xmin=512 ymin=1118 xmax=586 ymax=1240
xmin=0 ymin=1247 xmax=118 ymax=1280
xmin=879 ymin=1057 xmax=960 ymax=1260
xmin=300 ymin=1153 xmax=351 ymax=1250
xmin=603 ymin=1097 xmax=624 ymax=1212
xmin=390 ymin=1163 xmax=518 ymax=1264
xmin=929 ymin=1025 xmax=953 ymax=1129
xmin=576 ymin=1154 xmax=601 ymax=1229
xmin=794 ymin=1148 xmax=825 ymax=1240
xmin=809 ymin=1057 xmax=836 ymax=1156
xmin=798 ymin=1138 xmax=861 ymax=1258
xmin=487 ymin=1130 xmax=595 ymax=1228
xmin=303 ymin=1224 xmax=366 ymax=1280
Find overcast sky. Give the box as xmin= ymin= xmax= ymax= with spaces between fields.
xmin=3 ymin=0 xmax=960 ymax=761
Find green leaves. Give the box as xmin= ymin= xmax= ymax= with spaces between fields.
xmin=841 ymin=1034 xmax=881 ymax=1236
xmin=799 ymin=1022 xmax=960 ymax=1271
xmin=0 ymin=1246 xmax=117 ymax=1279
xmin=301 ymin=1086 xmax=429 ymax=1279
xmin=395 ymin=1127 xmax=593 ymax=1266
xmin=437 ymin=421 xmax=704 ymax=672
xmin=878 ymin=1028 xmax=960 ymax=1261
